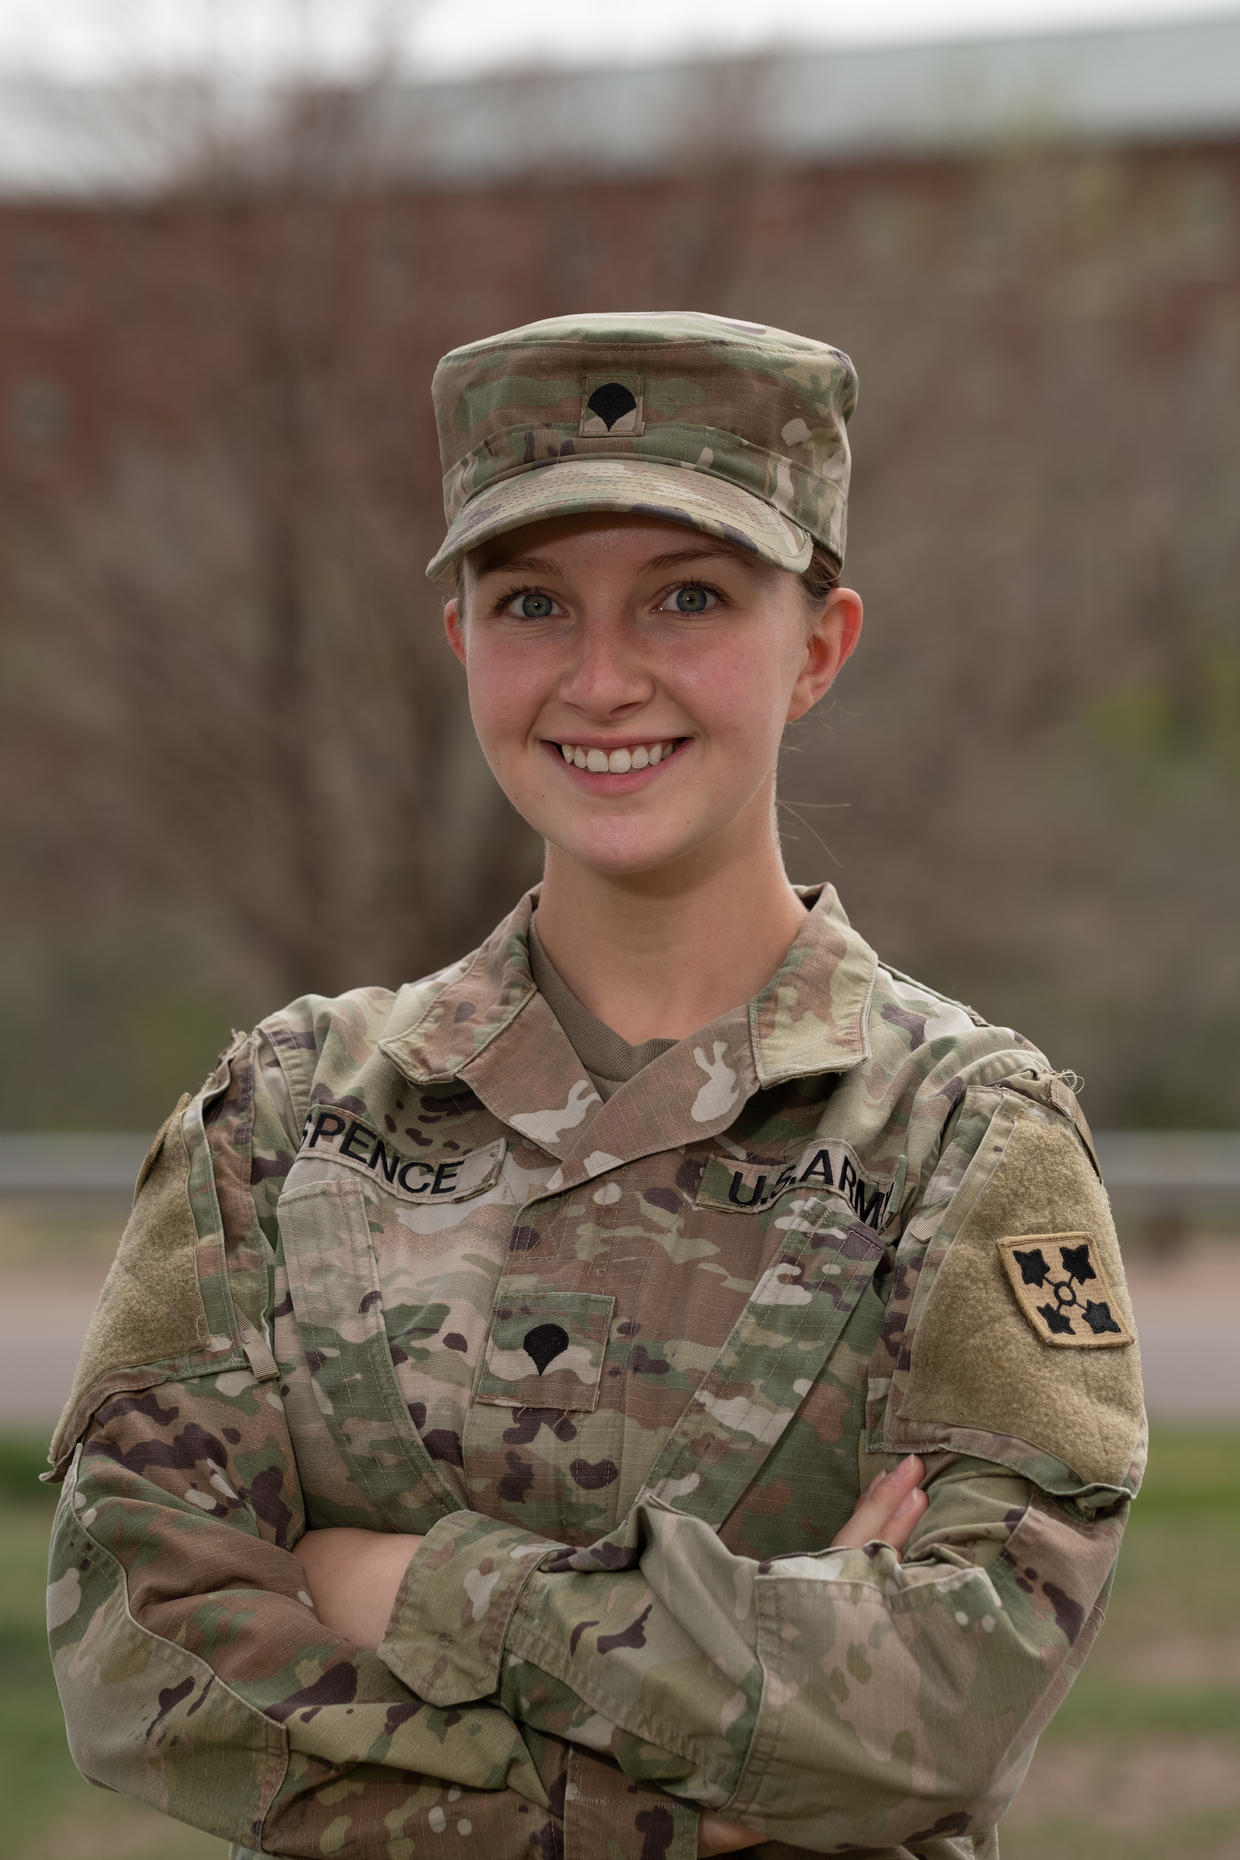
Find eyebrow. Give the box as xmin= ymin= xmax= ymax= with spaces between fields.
xmin=473 ymin=552 xmax=564 ymax=578
xmin=473 ymin=545 xmax=748 ymax=578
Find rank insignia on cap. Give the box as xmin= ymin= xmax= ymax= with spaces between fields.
xmin=579 ymin=376 xmax=644 ymax=437
xmin=996 ymin=1232 xmax=1134 ymax=1348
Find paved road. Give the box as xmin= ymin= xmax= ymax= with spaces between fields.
xmin=3 ymin=1244 xmax=1236 ymax=1432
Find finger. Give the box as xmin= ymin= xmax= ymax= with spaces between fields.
xmin=830 ymin=1456 xmax=926 ymax=1551
xmin=878 ymin=1483 xmax=930 ymax=1554
xmin=856 ymin=1454 xmax=923 ymax=1525
xmin=697 ymin=1815 xmax=758 ymax=1856
xmin=883 ymin=1453 xmax=925 ymax=1497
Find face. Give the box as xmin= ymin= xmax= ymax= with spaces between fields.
xmin=445 ymin=512 xmax=862 ymax=886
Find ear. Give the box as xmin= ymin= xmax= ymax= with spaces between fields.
xmin=444 ymin=595 xmax=467 ymax=666
xmin=786 ymin=588 xmax=863 ymax=724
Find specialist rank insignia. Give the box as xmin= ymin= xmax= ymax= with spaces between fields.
xmin=579 ymin=377 xmax=644 ymax=437
xmin=996 ymin=1232 xmax=1134 ymax=1348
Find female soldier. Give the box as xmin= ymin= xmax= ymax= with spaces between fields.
xmin=47 ymin=313 xmax=1144 ymax=1860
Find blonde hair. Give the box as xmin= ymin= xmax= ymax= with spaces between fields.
xmin=799 ymin=543 xmax=842 ymax=609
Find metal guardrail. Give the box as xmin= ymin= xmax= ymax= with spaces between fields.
xmin=0 ymin=1133 xmax=150 ymax=1193
xmin=1 ymin=1130 xmax=1239 ymax=1222
xmin=1093 ymin=1132 xmax=1240 ymax=1225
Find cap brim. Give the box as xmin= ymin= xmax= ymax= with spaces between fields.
xmin=425 ymin=457 xmax=813 ymax=579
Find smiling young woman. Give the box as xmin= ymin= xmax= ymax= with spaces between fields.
xmin=47 ymin=313 xmax=1144 ymax=1860
xmin=443 ymin=511 xmax=862 ymax=1043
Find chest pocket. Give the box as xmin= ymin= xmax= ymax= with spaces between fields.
xmin=475 ymin=1291 xmax=615 ymax=1413
xmin=636 ymin=1198 xmax=885 ymax=1530
xmin=277 ymin=1174 xmax=474 ymax=1531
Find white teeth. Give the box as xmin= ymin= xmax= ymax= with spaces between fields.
xmin=558 ymin=739 xmax=677 ymax=771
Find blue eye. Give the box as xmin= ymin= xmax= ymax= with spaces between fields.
xmin=507 ymin=591 xmax=555 ymax=619
xmin=670 ymin=585 xmax=714 ymax=613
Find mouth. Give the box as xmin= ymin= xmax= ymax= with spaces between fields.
xmin=552 ymin=737 xmax=686 ymax=774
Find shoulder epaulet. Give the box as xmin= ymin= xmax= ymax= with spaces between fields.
xmin=1003 ymin=1068 xmax=1101 ymax=1179
xmin=258 ymin=1005 xmax=323 ymax=1128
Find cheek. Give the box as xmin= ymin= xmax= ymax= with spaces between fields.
xmin=695 ymin=651 xmax=803 ymax=744
xmin=464 ymin=684 xmax=524 ymax=791
xmin=464 ymin=650 xmax=532 ymax=741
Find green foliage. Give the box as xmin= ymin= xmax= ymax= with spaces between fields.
xmin=0 ymin=1433 xmax=55 ymax=1502
xmin=0 ymin=903 xmax=272 ymax=1130
xmin=1086 ymin=645 xmax=1240 ymax=778
xmin=1050 ymin=1679 xmax=1240 ymax=1739
xmin=1134 ymin=1427 xmax=1240 ymax=1519
xmin=1004 ymin=1810 xmax=1240 ymax=1860
xmin=2 ymin=1503 xmax=74 ymax=1851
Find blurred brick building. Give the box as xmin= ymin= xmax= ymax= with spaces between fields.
xmin=2 ymin=14 xmax=1239 ymax=1127
xmin=2 ymin=15 xmax=1237 ymax=492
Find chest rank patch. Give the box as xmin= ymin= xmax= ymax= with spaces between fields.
xmin=475 ymin=1290 xmax=615 ymax=1413
xmin=996 ymin=1232 xmax=1134 ymax=1348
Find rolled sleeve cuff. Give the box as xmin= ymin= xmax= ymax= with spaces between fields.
xmin=378 ymin=1509 xmax=560 ymax=1705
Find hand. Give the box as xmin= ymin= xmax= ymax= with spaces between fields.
xmin=698 ymin=1813 xmax=766 ymax=1856
xmin=295 ymin=1526 xmax=423 ymax=1648
xmin=828 ymin=1452 xmax=928 ymax=1553
xmin=693 ymin=1454 xmax=928 ymax=1854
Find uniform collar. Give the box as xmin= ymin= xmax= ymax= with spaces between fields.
xmin=379 ymin=891 xmax=541 ymax=1087
xmin=379 ymin=882 xmax=875 ymax=1099
xmin=749 ymin=882 xmax=876 ymax=1085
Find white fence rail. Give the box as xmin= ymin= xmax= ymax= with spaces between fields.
xmin=0 ymin=1133 xmax=151 ymax=1194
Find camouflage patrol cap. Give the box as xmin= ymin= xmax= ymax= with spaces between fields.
xmin=425 ymin=311 xmax=858 ymax=579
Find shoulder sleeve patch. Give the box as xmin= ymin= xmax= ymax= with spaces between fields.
xmin=890 ymin=1106 xmax=1144 ymax=1491
xmin=48 ymin=1094 xmax=211 ymax=1475
xmin=996 ymin=1232 xmax=1134 ymax=1347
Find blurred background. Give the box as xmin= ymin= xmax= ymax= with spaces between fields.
xmin=1 ymin=1 xmax=1237 ymax=1856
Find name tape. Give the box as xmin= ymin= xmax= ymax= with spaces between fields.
xmin=298 ymin=1106 xmax=505 ymax=1203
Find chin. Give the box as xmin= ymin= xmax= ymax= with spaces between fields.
xmin=548 ymin=831 xmax=689 ymax=881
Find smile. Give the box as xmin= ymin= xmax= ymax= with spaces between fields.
xmin=555 ymin=739 xmax=684 ymax=773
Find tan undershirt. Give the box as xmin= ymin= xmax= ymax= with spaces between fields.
xmin=528 ymin=921 xmax=677 ymax=1101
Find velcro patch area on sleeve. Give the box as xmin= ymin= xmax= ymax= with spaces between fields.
xmin=997 ymin=1232 xmax=1134 ymax=1347
xmin=890 ymin=1102 xmax=1144 ymax=1490
xmin=48 ymin=1093 xmax=211 ymax=1473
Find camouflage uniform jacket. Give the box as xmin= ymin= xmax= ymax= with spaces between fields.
xmin=47 ymin=884 xmax=1145 ymax=1860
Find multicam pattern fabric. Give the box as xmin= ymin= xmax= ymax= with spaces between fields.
xmin=47 ymin=885 xmax=1145 ymax=1859
xmin=425 ymin=312 xmax=857 ymax=578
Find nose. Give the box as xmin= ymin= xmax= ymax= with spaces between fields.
xmin=558 ymin=614 xmax=653 ymax=716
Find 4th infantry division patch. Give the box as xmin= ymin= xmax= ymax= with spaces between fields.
xmin=996 ymin=1233 xmax=1134 ymax=1348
